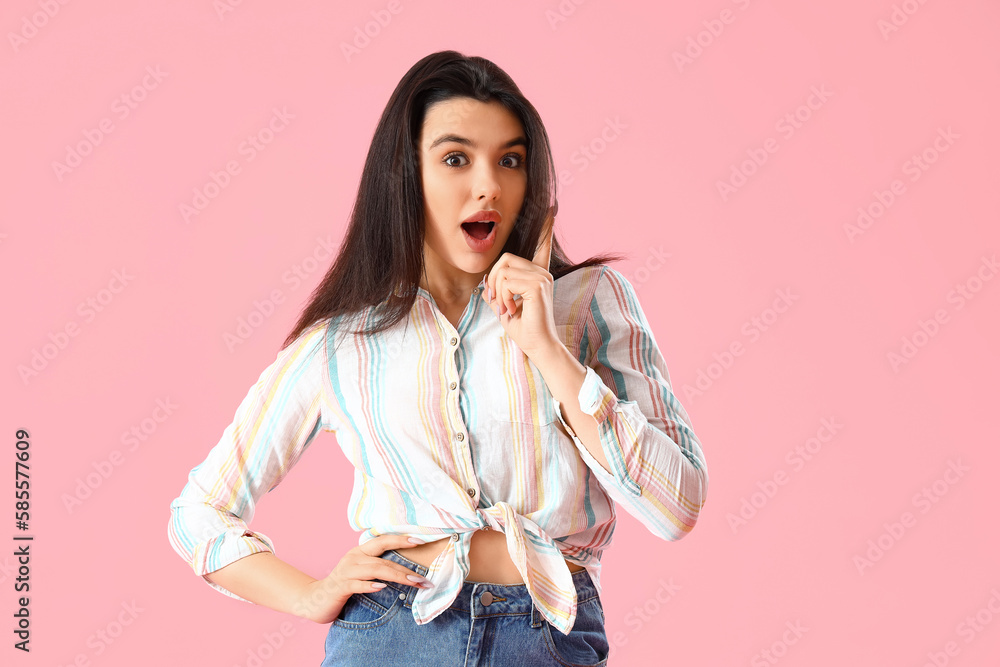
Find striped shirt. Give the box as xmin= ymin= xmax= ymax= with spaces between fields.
xmin=167 ymin=264 xmax=708 ymax=636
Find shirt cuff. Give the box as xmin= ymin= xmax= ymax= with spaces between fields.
xmin=552 ymin=366 xmax=642 ymax=497
xmin=193 ymin=529 xmax=276 ymax=603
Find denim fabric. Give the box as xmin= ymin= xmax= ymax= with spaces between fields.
xmin=321 ymin=549 xmax=609 ymax=666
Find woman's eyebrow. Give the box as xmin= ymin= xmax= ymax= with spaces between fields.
xmin=428 ymin=134 xmax=527 ymax=151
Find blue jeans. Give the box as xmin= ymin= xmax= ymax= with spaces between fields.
xmin=321 ymin=549 xmax=609 ymax=666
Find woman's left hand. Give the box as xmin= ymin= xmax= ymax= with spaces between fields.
xmin=481 ymin=202 xmax=560 ymax=360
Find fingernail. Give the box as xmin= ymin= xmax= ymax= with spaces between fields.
xmin=371 ymin=582 xmax=387 ymax=589
xmin=407 ymin=574 xmax=433 ymax=588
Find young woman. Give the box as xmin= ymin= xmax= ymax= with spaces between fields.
xmin=168 ymin=51 xmax=708 ymax=666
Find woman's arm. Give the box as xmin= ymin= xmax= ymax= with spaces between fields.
xmin=204 ymin=534 xmax=433 ymax=624
xmin=536 ymin=266 xmax=709 ymax=541
xmin=167 ymin=322 xmax=335 ymax=601
xmin=532 ymin=344 xmax=610 ymax=472
xmin=203 ymin=552 xmax=319 ymax=619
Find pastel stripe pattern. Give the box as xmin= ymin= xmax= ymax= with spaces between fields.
xmin=167 ymin=265 xmax=708 ymax=635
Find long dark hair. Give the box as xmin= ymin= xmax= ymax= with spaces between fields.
xmin=283 ymin=50 xmax=626 ymax=348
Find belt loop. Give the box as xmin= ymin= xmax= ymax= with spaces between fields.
xmin=530 ymin=602 xmax=544 ymax=628
xmin=404 ymin=581 xmax=419 ymax=608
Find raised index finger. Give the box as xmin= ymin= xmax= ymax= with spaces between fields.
xmin=532 ymin=201 xmax=557 ymax=272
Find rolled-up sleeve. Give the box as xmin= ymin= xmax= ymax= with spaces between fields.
xmin=167 ymin=321 xmax=338 ymax=601
xmin=553 ymin=267 xmax=708 ymax=541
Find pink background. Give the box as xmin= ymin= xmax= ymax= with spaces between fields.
xmin=4 ymin=1 xmax=998 ymax=665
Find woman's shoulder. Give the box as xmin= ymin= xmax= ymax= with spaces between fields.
xmin=553 ymin=263 xmax=604 ymax=297
xmin=292 ymin=317 xmax=333 ymax=341
xmin=283 ymin=311 xmax=379 ymax=363
xmin=553 ymin=263 xmax=653 ymax=338
xmin=286 ymin=312 xmax=365 ymax=345
xmin=278 ymin=317 xmax=335 ymax=363
xmin=554 ymin=263 xmax=638 ymax=306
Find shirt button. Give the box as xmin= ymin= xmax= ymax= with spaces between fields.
xmin=449 ymin=381 xmax=457 ymax=390
xmin=456 ymin=433 xmax=464 ymax=441
xmin=466 ymin=488 xmax=476 ymax=498
xmin=473 ymin=287 xmax=480 ymax=295
xmin=451 ymin=534 xmax=459 ymax=541
xmin=480 ymin=591 xmax=494 ymax=606
xmin=450 ymin=337 xmax=458 ymax=346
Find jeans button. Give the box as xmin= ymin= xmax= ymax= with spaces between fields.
xmin=480 ymin=591 xmax=494 ymax=606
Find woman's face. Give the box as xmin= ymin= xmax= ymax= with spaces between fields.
xmin=418 ymin=97 xmax=527 ymax=286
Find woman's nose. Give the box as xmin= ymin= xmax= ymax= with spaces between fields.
xmin=474 ymin=167 xmax=501 ymax=201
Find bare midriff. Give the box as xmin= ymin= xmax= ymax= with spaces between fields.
xmin=400 ymin=528 xmax=584 ymax=584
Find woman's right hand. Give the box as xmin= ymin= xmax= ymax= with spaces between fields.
xmin=293 ymin=534 xmax=434 ymax=624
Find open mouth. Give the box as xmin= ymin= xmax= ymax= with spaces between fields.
xmin=461 ymin=221 xmax=495 ymax=240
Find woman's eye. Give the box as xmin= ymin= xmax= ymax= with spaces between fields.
xmin=443 ymin=153 xmax=524 ymax=168
xmin=501 ymin=154 xmax=524 ymax=168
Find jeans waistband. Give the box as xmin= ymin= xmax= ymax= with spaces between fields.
xmin=379 ymin=549 xmax=598 ymax=628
